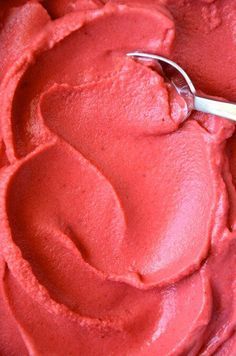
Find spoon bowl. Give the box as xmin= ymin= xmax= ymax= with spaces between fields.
xmin=127 ymin=51 xmax=236 ymax=122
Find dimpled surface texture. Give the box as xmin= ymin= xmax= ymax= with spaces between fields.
xmin=0 ymin=0 xmax=236 ymax=355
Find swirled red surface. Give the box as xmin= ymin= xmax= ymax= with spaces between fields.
xmin=0 ymin=0 xmax=236 ymax=355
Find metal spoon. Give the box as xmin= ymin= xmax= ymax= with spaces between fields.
xmin=127 ymin=51 xmax=236 ymax=122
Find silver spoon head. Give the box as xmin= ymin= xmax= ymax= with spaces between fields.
xmin=127 ymin=51 xmax=196 ymax=117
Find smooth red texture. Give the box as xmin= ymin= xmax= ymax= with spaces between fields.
xmin=168 ymin=0 xmax=236 ymax=102
xmin=0 ymin=0 xmax=236 ymax=355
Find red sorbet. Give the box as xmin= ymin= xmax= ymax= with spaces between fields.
xmin=0 ymin=0 xmax=236 ymax=355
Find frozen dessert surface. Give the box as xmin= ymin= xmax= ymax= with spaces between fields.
xmin=0 ymin=0 xmax=236 ymax=355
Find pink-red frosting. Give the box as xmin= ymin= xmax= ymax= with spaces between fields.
xmin=0 ymin=0 xmax=236 ymax=355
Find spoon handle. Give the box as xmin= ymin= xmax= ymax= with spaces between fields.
xmin=194 ymin=95 xmax=236 ymax=121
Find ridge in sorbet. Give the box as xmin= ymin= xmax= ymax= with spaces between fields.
xmin=0 ymin=0 xmax=236 ymax=355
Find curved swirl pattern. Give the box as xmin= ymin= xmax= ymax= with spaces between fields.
xmin=0 ymin=1 xmax=236 ymax=355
